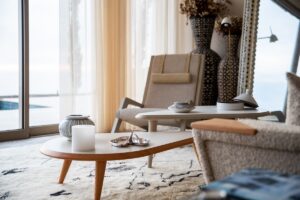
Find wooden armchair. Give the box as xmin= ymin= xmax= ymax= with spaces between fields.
xmin=111 ymin=53 xmax=206 ymax=132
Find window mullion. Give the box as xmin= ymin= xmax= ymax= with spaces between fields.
xmin=21 ymin=0 xmax=29 ymax=134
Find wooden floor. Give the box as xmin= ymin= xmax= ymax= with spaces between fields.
xmin=0 ymin=134 xmax=58 ymax=149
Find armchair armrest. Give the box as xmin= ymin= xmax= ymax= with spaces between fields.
xmin=269 ymin=110 xmax=286 ymax=122
xmin=111 ymin=97 xmax=144 ymax=133
xmin=120 ymin=97 xmax=144 ymax=109
xmin=193 ymin=119 xmax=300 ymax=152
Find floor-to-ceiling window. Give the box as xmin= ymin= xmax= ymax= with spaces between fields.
xmin=253 ymin=0 xmax=299 ymax=111
xmin=0 ymin=0 xmax=59 ymax=140
xmin=0 ymin=0 xmax=95 ymax=141
xmin=0 ymin=0 xmax=21 ymax=131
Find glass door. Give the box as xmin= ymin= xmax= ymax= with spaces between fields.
xmin=0 ymin=0 xmax=28 ymax=140
xmin=0 ymin=0 xmax=60 ymax=141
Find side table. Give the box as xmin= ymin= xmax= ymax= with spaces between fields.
xmin=135 ymin=106 xmax=270 ymax=167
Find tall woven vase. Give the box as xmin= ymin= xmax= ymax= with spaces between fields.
xmin=190 ymin=16 xmax=221 ymax=105
xmin=217 ymin=34 xmax=241 ymax=103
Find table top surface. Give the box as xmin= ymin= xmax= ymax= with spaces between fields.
xmin=40 ymin=132 xmax=192 ymax=161
xmin=135 ymin=106 xmax=270 ymax=120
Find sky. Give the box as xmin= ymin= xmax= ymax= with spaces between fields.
xmin=253 ymin=0 xmax=299 ymax=110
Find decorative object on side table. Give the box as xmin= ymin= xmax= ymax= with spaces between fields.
xmin=59 ymin=114 xmax=95 ymax=140
xmin=168 ymin=101 xmax=195 ymax=113
xmin=215 ymin=16 xmax=243 ymax=110
xmin=216 ymin=101 xmax=243 ymax=111
xmin=234 ymin=89 xmax=259 ymax=108
xmin=110 ymin=131 xmax=150 ymax=147
xmin=180 ymin=0 xmax=231 ymax=105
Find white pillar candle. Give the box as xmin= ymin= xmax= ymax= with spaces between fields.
xmin=72 ymin=125 xmax=95 ymax=152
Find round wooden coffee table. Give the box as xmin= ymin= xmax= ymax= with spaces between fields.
xmin=40 ymin=132 xmax=194 ymax=200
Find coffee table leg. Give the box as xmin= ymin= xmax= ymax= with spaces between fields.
xmin=95 ymin=161 xmax=106 ymax=200
xmin=148 ymin=120 xmax=157 ymax=168
xmin=58 ymin=159 xmax=72 ymax=184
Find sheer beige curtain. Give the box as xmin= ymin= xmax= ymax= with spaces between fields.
xmin=94 ymin=0 xmax=130 ymax=132
xmin=59 ymin=0 xmax=193 ymax=132
xmin=59 ymin=0 xmax=129 ymax=132
xmin=129 ymin=0 xmax=193 ymax=101
xmin=59 ymin=0 xmax=96 ymax=121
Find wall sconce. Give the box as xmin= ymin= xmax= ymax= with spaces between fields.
xmin=221 ymin=17 xmax=232 ymax=28
xmin=258 ymin=27 xmax=278 ymax=42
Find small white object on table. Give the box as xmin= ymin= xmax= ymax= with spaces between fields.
xmin=72 ymin=125 xmax=95 ymax=151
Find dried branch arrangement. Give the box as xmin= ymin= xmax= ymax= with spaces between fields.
xmin=180 ymin=0 xmax=231 ymax=18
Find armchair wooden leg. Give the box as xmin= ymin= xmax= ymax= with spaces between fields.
xmin=111 ymin=118 xmax=122 ymax=133
xmin=192 ymin=143 xmax=201 ymax=167
xmin=270 ymin=110 xmax=285 ymax=122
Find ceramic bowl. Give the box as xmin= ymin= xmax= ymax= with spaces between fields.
xmin=59 ymin=115 xmax=95 ymax=140
xmin=233 ymin=89 xmax=258 ymax=108
xmin=173 ymin=102 xmax=190 ymax=108
xmin=168 ymin=102 xmax=195 ymax=113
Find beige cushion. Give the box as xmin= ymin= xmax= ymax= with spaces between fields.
xmin=117 ymin=108 xmax=177 ymax=128
xmin=191 ymin=118 xmax=257 ymax=135
xmin=286 ymin=72 xmax=300 ymax=126
xmin=151 ymin=73 xmax=191 ymax=84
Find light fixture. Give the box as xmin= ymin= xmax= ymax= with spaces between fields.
xmin=258 ymin=27 xmax=278 ymax=42
xmin=221 ymin=17 xmax=232 ymax=28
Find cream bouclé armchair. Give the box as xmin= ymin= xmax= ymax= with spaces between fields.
xmin=192 ymin=119 xmax=300 ymax=183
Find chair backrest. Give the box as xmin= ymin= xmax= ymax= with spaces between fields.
xmin=142 ymin=54 xmax=205 ymax=108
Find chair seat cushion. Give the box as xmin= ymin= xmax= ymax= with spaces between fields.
xmin=117 ymin=108 xmax=177 ymax=128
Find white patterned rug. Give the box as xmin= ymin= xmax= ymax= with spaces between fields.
xmin=0 ymin=142 xmax=204 ymax=200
